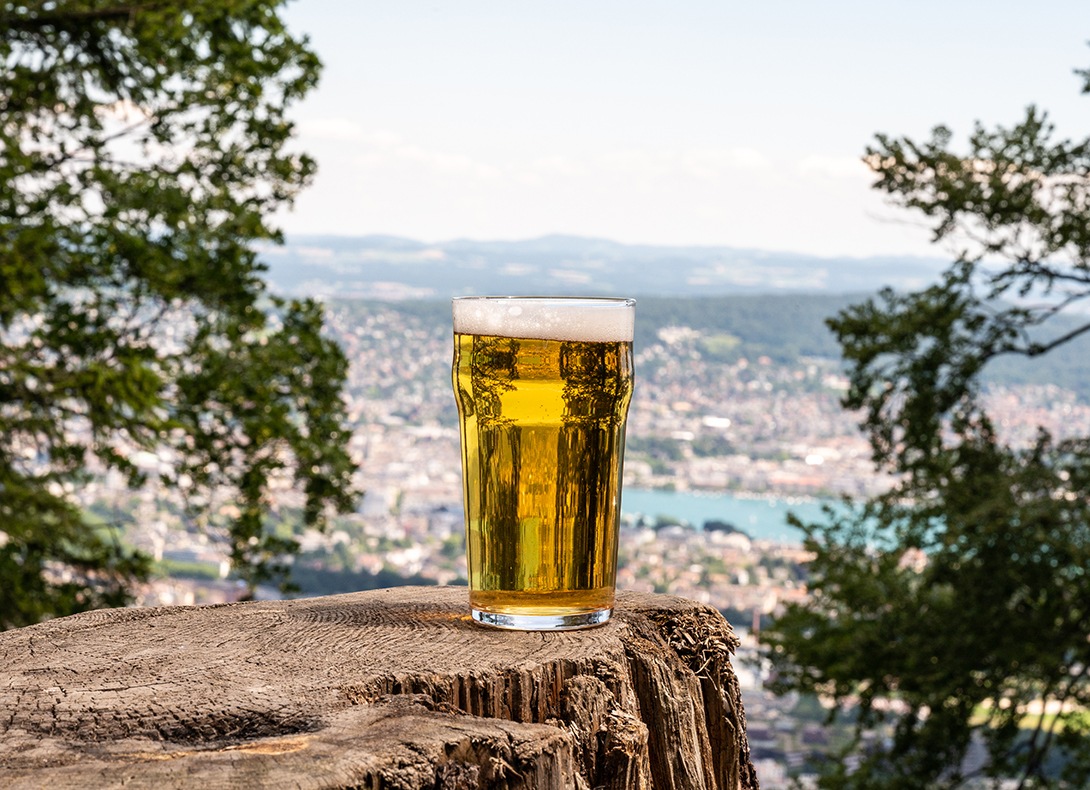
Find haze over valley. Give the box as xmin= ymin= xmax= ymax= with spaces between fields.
xmin=260 ymin=234 xmax=951 ymax=300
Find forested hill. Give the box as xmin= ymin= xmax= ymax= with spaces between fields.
xmin=331 ymin=294 xmax=1090 ymax=400
xmin=629 ymin=294 xmax=849 ymax=360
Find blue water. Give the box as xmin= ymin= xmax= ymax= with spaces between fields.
xmin=620 ymin=488 xmax=838 ymax=544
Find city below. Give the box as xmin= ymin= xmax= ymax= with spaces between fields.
xmin=77 ymin=295 xmax=1090 ymax=782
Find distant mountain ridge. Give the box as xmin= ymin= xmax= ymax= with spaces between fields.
xmin=259 ymin=234 xmax=951 ymax=299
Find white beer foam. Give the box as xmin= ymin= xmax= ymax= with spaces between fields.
xmin=453 ymin=297 xmax=635 ymax=342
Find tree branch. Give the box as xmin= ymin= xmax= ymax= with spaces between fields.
xmin=1021 ymin=318 xmax=1090 ymax=357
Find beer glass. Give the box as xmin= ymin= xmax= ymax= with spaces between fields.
xmin=452 ymin=296 xmax=635 ymax=630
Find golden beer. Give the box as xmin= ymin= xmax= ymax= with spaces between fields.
xmin=452 ymin=297 xmax=635 ymax=630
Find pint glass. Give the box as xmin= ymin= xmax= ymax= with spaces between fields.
xmin=452 ymin=296 xmax=635 ymax=630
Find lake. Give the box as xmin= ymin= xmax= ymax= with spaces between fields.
xmin=620 ymin=488 xmax=838 ymax=544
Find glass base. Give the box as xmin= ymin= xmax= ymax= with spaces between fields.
xmin=471 ymin=607 xmax=612 ymax=631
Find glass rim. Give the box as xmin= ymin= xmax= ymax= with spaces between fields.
xmin=451 ymin=295 xmax=636 ymax=307
xmin=452 ymin=295 xmax=635 ymax=341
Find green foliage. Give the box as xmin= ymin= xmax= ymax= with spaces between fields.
xmin=633 ymin=293 xmax=849 ymax=362
xmin=691 ymin=433 xmax=735 ymax=458
xmin=698 ymin=331 xmax=743 ymax=361
xmin=157 ymin=559 xmax=222 ymax=582
xmin=0 ymin=1 xmax=356 ymax=628
xmin=626 ymin=435 xmax=686 ymax=462
xmin=762 ymin=62 xmax=1090 ymax=786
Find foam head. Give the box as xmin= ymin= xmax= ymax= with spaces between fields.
xmin=452 ymin=296 xmax=635 ymax=342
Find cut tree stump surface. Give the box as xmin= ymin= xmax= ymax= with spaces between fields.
xmin=0 ymin=586 xmax=759 ymax=789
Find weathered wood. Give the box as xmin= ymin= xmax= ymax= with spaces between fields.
xmin=0 ymin=586 xmax=759 ymax=789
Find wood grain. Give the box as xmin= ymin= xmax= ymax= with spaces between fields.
xmin=0 ymin=586 xmax=759 ymax=789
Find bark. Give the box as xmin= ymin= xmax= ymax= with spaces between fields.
xmin=0 ymin=586 xmax=759 ymax=789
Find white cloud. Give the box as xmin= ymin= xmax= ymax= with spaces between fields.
xmin=348 ymin=132 xmax=502 ymax=180
xmin=595 ymin=147 xmax=770 ymax=180
xmin=363 ymin=130 xmax=404 ymax=147
xmin=549 ymin=268 xmax=592 ymax=284
xmin=597 ymin=149 xmax=672 ymax=177
xmin=279 ymin=122 xmax=938 ymax=258
xmin=682 ymin=148 xmax=769 ymax=178
xmin=797 ymin=155 xmax=870 ymax=180
xmin=526 ymin=155 xmax=585 ymax=178
xmin=396 ymin=145 xmax=502 ymax=179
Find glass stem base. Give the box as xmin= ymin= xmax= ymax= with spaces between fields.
xmin=471 ymin=608 xmax=612 ymax=631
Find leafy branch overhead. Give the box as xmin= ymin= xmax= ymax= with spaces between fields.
xmin=0 ymin=1 xmax=357 ymax=628
xmin=840 ymin=96 xmax=1090 ymax=470
xmin=763 ymin=58 xmax=1090 ymax=787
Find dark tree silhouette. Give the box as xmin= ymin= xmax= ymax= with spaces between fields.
xmin=763 ymin=61 xmax=1090 ymax=787
xmin=0 ymin=1 xmax=357 ymax=628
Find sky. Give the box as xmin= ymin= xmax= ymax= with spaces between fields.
xmin=277 ymin=1 xmax=1090 ymax=258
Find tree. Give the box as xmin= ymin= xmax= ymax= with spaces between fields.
xmin=762 ymin=64 xmax=1090 ymax=787
xmin=0 ymin=1 xmax=357 ymax=630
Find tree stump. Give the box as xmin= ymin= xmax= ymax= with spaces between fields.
xmin=0 ymin=586 xmax=759 ymax=789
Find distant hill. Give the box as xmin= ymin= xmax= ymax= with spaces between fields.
xmin=259 ymin=234 xmax=950 ymax=299
xmin=269 ymin=233 xmax=1090 ymax=400
xmin=331 ymin=294 xmax=1090 ymax=401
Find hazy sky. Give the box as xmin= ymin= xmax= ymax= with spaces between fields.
xmin=277 ymin=1 xmax=1090 ymax=258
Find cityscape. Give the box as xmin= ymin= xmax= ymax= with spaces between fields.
xmin=71 ymin=295 xmax=1090 ymax=783
xmin=8 ymin=0 xmax=1090 ymax=781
